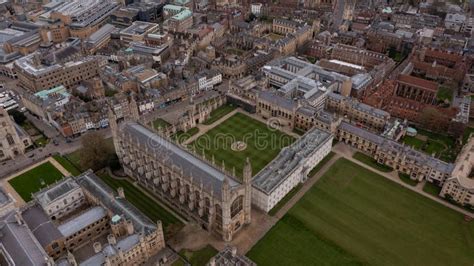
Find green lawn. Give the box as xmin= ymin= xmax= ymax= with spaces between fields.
xmin=398 ymin=172 xmax=418 ymax=186
xmin=172 ymin=127 xmax=199 ymax=143
xmin=192 ymin=113 xmax=294 ymax=178
xmin=9 ymin=162 xmax=65 ymax=201
xmin=402 ymin=136 xmax=425 ymax=149
xmin=97 ymin=172 xmax=183 ymax=237
xmin=402 ymin=128 xmax=457 ymax=162
xmin=202 ymin=104 xmax=236 ymax=125
xmin=153 ymin=118 xmax=171 ymax=130
xmin=437 ymin=86 xmax=454 ymax=102
xmin=463 ymin=127 xmax=474 ymax=144
xmin=176 ymin=245 xmax=218 ymax=266
xmin=247 ymin=158 xmax=474 ymax=266
xmin=352 ymin=152 xmax=393 ymax=172
xmin=423 ymin=182 xmax=442 ymax=196
xmin=34 ymin=136 xmax=49 ymax=147
xmin=268 ymin=152 xmax=336 ymax=216
xmin=53 ymin=155 xmax=82 ymax=176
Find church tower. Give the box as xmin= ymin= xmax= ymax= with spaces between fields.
xmin=243 ymin=157 xmax=252 ymax=224
xmin=129 ymin=96 xmax=140 ymax=122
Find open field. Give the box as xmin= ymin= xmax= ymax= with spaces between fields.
xmin=202 ymin=104 xmax=236 ymax=125
xmin=352 ymin=152 xmax=393 ymax=172
xmin=192 ymin=113 xmax=294 ymax=178
xmin=247 ymin=158 xmax=474 ymax=266
xmin=97 ymin=172 xmax=183 ymax=237
xmin=8 ymin=162 xmax=64 ymax=201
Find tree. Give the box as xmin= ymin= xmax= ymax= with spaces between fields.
xmin=418 ymin=107 xmax=445 ymax=132
xmin=79 ymin=132 xmax=115 ymax=171
xmin=8 ymin=109 xmax=27 ymax=125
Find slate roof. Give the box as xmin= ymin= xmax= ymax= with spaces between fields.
xmin=120 ymin=122 xmax=240 ymax=199
xmin=21 ymin=205 xmax=62 ymax=248
xmin=0 ymin=211 xmax=49 ymax=266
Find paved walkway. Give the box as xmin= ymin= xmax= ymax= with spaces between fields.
xmin=332 ymin=143 xmax=474 ymax=218
xmin=183 ymin=108 xmax=300 ymax=145
xmin=183 ymin=109 xmax=239 ymax=145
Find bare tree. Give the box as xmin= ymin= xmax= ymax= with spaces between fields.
xmin=79 ymin=131 xmax=115 ymax=171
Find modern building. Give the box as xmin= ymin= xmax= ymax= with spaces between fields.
xmin=83 ymin=24 xmax=116 ymax=54
xmin=119 ymin=21 xmax=159 ymax=45
xmin=252 ymin=127 xmax=333 ymax=212
xmin=14 ymin=54 xmax=103 ymax=92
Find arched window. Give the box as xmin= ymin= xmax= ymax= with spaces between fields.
xmin=230 ymin=196 xmax=243 ymax=218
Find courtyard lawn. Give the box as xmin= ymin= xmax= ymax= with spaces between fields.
xmin=192 ymin=113 xmax=294 ymax=178
xmin=97 ymin=172 xmax=183 ymax=237
xmin=53 ymin=155 xmax=82 ymax=176
xmin=176 ymin=245 xmax=218 ymax=266
xmin=352 ymin=152 xmax=393 ymax=172
xmin=202 ymin=104 xmax=236 ymax=125
xmin=402 ymin=128 xmax=458 ymax=162
xmin=437 ymin=86 xmax=454 ymax=102
xmin=8 ymin=162 xmax=65 ymax=201
xmin=153 ymin=118 xmax=171 ymax=130
xmin=247 ymin=158 xmax=474 ymax=266
xmin=402 ymin=135 xmax=425 ymax=149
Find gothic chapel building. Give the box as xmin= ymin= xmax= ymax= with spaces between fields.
xmin=108 ymin=98 xmax=252 ymax=241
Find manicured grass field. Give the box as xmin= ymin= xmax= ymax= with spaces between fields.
xmin=97 ymin=172 xmax=183 ymax=237
xmin=175 ymin=245 xmax=218 ymax=266
xmin=53 ymin=155 xmax=82 ymax=176
xmin=352 ymin=152 xmax=393 ymax=172
xmin=192 ymin=113 xmax=294 ymax=178
xmin=247 ymin=159 xmax=474 ymax=266
xmin=9 ymin=162 xmax=65 ymax=201
xmin=202 ymin=104 xmax=236 ymax=125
